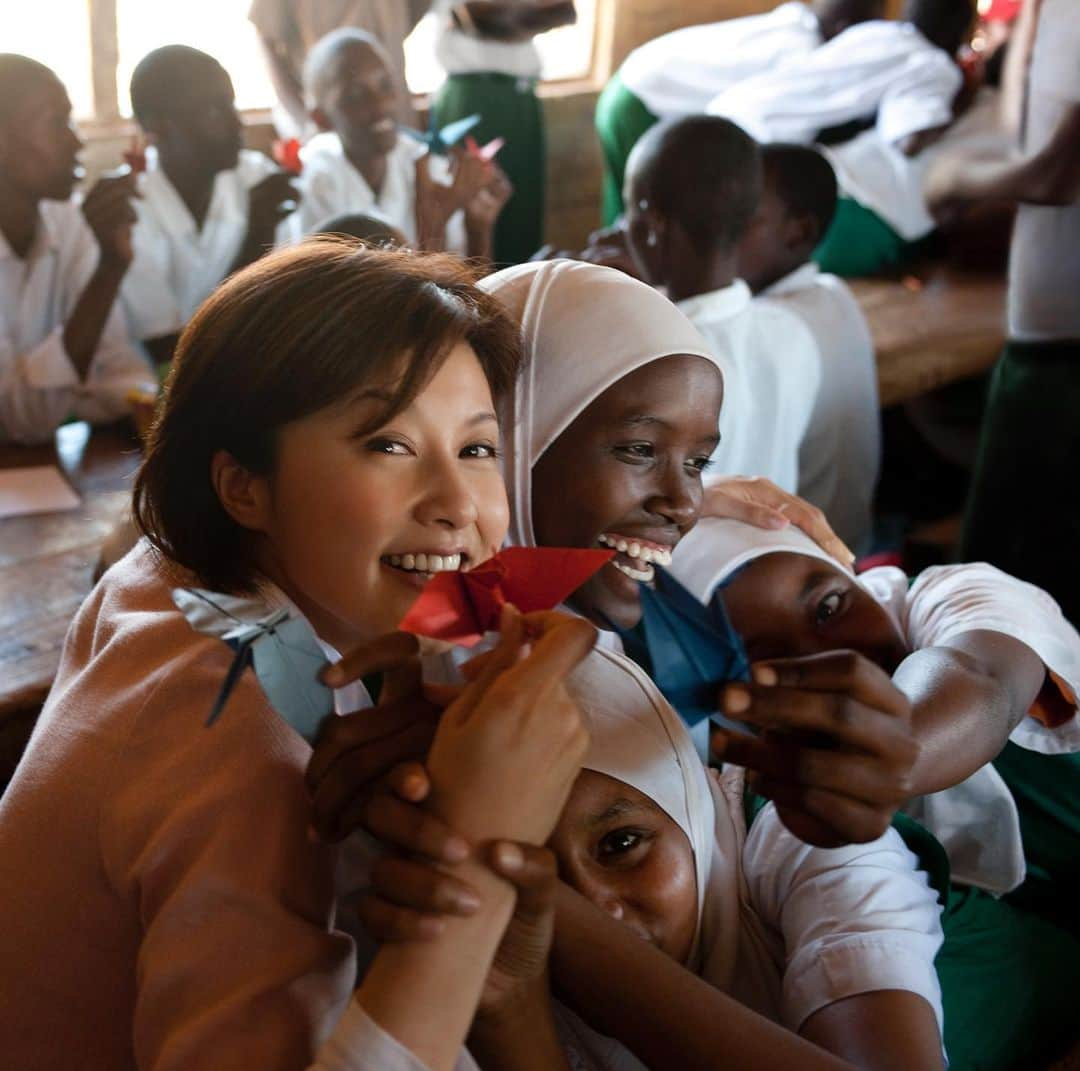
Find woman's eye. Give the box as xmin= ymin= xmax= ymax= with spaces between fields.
xmin=598 ymin=828 xmax=645 ymax=859
xmin=815 ymin=591 xmax=845 ymax=624
xmin=615 ymin=442 xmax=655 ymax=463
xmin=365 ymin=437 xmax=410 ymax=456
xmin=460 ymin=442 xmax=500 ymax=460
xmin=687 ymin=455 xmax=714 ymax=475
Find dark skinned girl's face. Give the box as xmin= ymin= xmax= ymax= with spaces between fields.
xmin=531 ymin=355 xmax=722 ymax=631
xmin=721 ymin=553 xmax=910 ymax=672
xmin=550 ymin=770 xmax=699 ymax=966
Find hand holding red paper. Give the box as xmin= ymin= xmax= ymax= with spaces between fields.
xmin=398 ymin=546 xmax=614 ymax=646
xmin=272 ymin=137 xmax=304 ymax=175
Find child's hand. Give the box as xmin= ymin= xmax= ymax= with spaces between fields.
xmin=465 ymin=164 xmax=513 ymax=233
xmin=82 ymin=174 xmax=138 ymax=269
xmin=246 ymin=170 xmax=300 ymax=241
xmin=305 ymin=632 xmax=444 ymax=843
xmin=714 ymin=650 xmax=919 ymax=847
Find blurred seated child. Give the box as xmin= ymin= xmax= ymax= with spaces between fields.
xmin=121 ymin=45 xmax=299 ymax=368
xmin=623 ymin=116 xmax=822 ymax=494
xmin=0 ymin=55 xmax=152 ymax=445
xmin=314 ymin=210 xmax=406 ymax=246
xmin=738 ymin=144 xmax=879 ymax=553
xmin=290 ymin=29 xmax=510 ymax=261
xmin=670 ymin=516 xmax=1080 ymax=1069
xmin=596 ymin=0 xmax=886 ymax=223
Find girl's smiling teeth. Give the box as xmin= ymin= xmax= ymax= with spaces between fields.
xmin=383 ymin=552 xmax=465 ymax=576
xmin=598 ymin=532 xmax=675 ymax=583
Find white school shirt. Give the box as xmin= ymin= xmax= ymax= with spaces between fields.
xmin=707 ymin=20 xmax=962 ymax=148
xmin=859 ymin=562 xmax=1080 ymax=893
xmin=1008 ymin=0 xmax=1080 ymax=342
xmin=431 ymin=0 xmax=542 ymax=79
xmin=0 ymin=200 xmax=152 ymax=445
xmin=619 ymin=1 xmax=822 ymax=120
xmin=121 ymin=149 xmax=282 ymax=343
xmin=758 ymin=263 xmax=879 ymax=554
xmin=288 ymin=132 xmax=468 ymax=253
xmin=678 ymin=279 xmax=821 ymax=494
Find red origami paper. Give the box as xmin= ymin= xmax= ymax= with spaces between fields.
xmin=273 ymin=137 xmax=304 ymax=175
xmin=123 ymin=137 xmax=147 ymax=175
xmin=465 ymin=134 xmax=506 ymax=164
xmin=398 ymin=546 xmax=614 ymax=646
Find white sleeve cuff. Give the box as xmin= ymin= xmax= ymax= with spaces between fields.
xmin=18 ymin=326 xmax=79 ymax=389
xmin=311 ymin=998 xmax=435 ymax=1071
xmin=783 ymin=936 xmax=945 ymax=1034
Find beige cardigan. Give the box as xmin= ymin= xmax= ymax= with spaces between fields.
xmin=0 ymin=543 xmax=447 ymax=1070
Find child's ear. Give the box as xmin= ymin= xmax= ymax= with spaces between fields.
xmin=211 ymin=450 xmax=272 ymax=533
xmin=785 ymin=212 xmax=820 ymax=257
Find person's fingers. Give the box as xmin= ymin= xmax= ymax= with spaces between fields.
xmin=774 ymin=498 xmax=854 ymax=566
xmin=446 ymin=605 xmax=527 ymax=723
xmin=753 ymin=777 xmax=894 ymax=844
xmin=385 ymin=760 xmax=432 ymax=803
xmin=709 ymin=726 xmax=779 ymax=771
xmin=748 ymin=651 xmax=912 ymax=721
xmin=704 ymin=489 xmax=790 ymax=531
xmin=370 ymin=856 xmax=480 ymax=917
xmin=354 ymin=893 xmax=446 ymax=943
xmin=421 ymin=682 xmax=462 ymax=709
xmin=361 ymin=790 xmax=470 ymax=862
xmin=321 ymin=631 xmax=421 ymax=689
xmin=306 ymin=695 xmax=438 ymax=789
xmin=487 ymin=842 xmax=557 ymax=919
xmin=720 ymin=682 xmax=911 ymax=757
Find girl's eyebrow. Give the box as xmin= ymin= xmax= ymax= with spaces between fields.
xmin=467 ymin=411 xmax=498 ymax=427
xmin=589 ymin=797 xmax=649 ymax=827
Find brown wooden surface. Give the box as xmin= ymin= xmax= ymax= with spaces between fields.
xmin=852 ymin=264 xmax=1006 ymax=408
xmin=0 ymin=423 xmax=138 ymax=718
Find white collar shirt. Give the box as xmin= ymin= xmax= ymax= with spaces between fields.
xmin=760 ymin=263 xmax=879 ymax=553
xmin=707 ymin=20 xmax=962 ymax=147
xmin=287 ymin=132 xmax=467 ymax=253
xmin=121 ymin=149 xmax=281 ymax=342
xmin=620 ymin=2 xmax=822 ymax=119
xmin=0 ymin=200 xmax=152 ymax=444
xmin=678 ymin=279 xmax=822 ymax=493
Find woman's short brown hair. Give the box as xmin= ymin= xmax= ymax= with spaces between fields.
xmin=133 ymin=240 xmax=522 ymax=593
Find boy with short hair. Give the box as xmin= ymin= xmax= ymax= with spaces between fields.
xmin=291 ymin=28 xmax=509 ymax=260
xmin=596 ymin=0 xmax=886 ymax=223
xmin=622 ymin=116 xmax=822 ymax=494
xmin=0 ymin=54 xmax=151 ymax=445
xmin=120 ymin=46 xmax=299 ymax=367
xmin=738 ymin=144 xmax=880 ymax=553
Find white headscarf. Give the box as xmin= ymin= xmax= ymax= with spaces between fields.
xmin=670 ymin=515 xmax=851 ymax=605
xmin=555 ymin=647 xmax=757 ymax=1069
xmin=478 ymin=260 xmax=723 ymax=549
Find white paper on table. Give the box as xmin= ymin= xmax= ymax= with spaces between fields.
xmin=0 ymin=466 xmax=81 ymax=520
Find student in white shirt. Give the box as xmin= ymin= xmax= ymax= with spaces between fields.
xmin=0 ymin=54 xmax=151 ymax=445
xmin=738 ymin=144 xmax=880 ymax=553
xmin=595 ymin=0 xmax=886 ymax=223
xmin=121 ymin=46 xmax=299 ymax=368
xmin=430 ymin=1 xmax=576 ymax=264
xmin=291 ymin=29 xmax=510 ymax=260
xmin=669 ymin=516 xmax=1080 ymax=1069
xmin=926 ymin=0 xmax=1080 ymax=628
xmin=622 ymin=116 xmax=822 ymax=494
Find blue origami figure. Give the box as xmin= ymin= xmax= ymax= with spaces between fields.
xmin=171 ymin=588 xmax=334 ymax=745
xmin=616 ymin=567 xmax=753 ymax=760
xmin=400 ymin=113 xmax=482 ymax=155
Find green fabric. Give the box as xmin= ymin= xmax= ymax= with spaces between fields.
xmin=993 ymin=742 xmax=1080 ymax=934
xmin=812 ymin=196 xmax=913 ymax=278
xmin=961 ymin=339 xmax=1080 ymax=627
xmin=432 ymin=71 xmax=545 ymax=265
xmin=595 ymin=73 xmax=658 ymax=225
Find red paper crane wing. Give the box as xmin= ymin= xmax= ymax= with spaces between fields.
xmin=397 ymin=547 xmax=613 ymax=647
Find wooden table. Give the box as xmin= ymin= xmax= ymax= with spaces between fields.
xmin=852 ymin=264 xmax=1007 ymax=408
xmin=0 ymin=423 xmax=138 ymax=719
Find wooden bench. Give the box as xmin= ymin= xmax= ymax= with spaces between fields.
xmin=851 ymin=263 xmax=1007 ymax=408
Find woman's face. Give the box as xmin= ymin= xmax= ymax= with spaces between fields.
xmin=530 ymin=355 xmax=723 ymax=631
xmin=249 ymin=343 xmax=509 ymax=650
xmin=721 ymin=553 xmax=909 ymax=672
xmin=550 ymin=769 xmax=699 ymax=966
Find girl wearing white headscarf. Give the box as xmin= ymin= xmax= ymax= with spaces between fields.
xmin=669 ymin=518 xmax=1080 ymax=1070
xmin=547 ymin=647 xmax=945 ymax=1070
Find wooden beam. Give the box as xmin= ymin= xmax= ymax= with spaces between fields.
xmin=88 ymin=0 xmax=119 ymax=120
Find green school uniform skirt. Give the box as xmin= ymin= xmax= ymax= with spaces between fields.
xmin=961 ymin=339 xmax=1080 ymax=628
xmin=594 ymin=72 xmax=658 ymax=225
xmin=432 ymin=71 xmax=545 ymax=265
xmin=812 ymin=196 xmax=916 ymax=278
